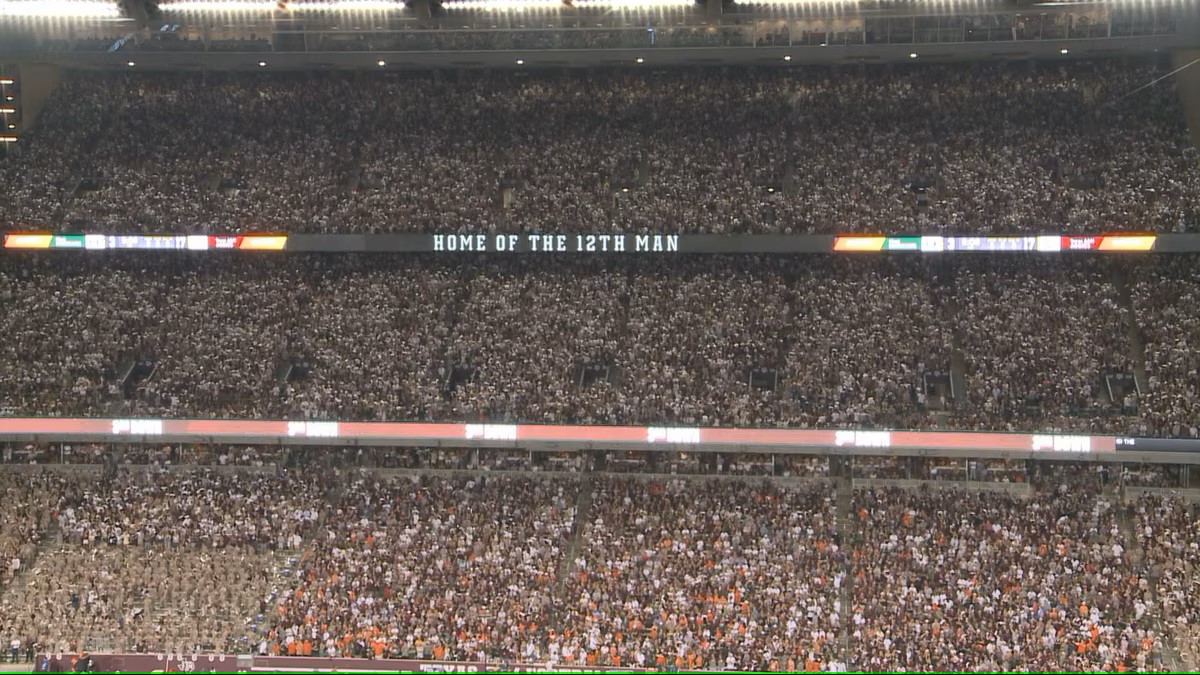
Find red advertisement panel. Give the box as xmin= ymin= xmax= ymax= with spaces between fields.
xmin=0 ymin=417 xmax=1116 ymax=453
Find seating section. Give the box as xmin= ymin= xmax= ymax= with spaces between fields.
xmin=0 ymin=465 xmax=1192 ymax=673
xmin=559 ymin=478 xmax=842 ymax=670
xmin=0 ymin=472 xmax=74 ymax=590
xmin=2 ymin=255 xmax=1196 ymax=435
xmin=0 ymin=470 xmax=327 ymax=654
xmin=1 ymin=62 xmax=1197 ymax=235
xmin=2 ymin=55 xmax=1200 ymax=675
xmin=851 ymin=486 xmax=1157 ymax=671
xmin=267 ymin=475 xmax=578 ymax=660
xmin=1136 ymin=495 xmax=1200 ymax=670
xmin=1133 ymin=258 xmax=1200 ymax=438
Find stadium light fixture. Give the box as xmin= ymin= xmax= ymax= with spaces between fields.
xmin=445 ymin=0 xmax=691 ymax=9
xmin=6 ymin=124 xmax=14 ymax=129
xmin=161 ymin=0 xmax=270 ymax=9
xmin=0 ymin=108 xmax=15 ymax=114
xmin=909 ymin=52 xmax=918 ymax=58
xmin=635 ymin=56 xmax=644 ymax=63
xmin=163 ymin=0 xmax=402 ymax=11
xmin=4 ymin=96 xmax=12 ymax=101
xmin=0 ymin=0 xmax=121 ymax=17
xmin=258 ymin=60 xmax=267 ymax=66
xmin=377 ymin=59 xmax=386 ymax=66
xmin=1060 ymin=48 xmax=1069 ymax=54
xmin=127 ymin=60 xmax=136 ymax=66
xmin=0 ymin=79 xmax=13 ymax=85
xmin=294 ymin=0 xmax=402 ymax=8
xmin=516 ymin=58 xmax=524 ymax=64
xmin=783 ymin=55 xmax=791 ymax=61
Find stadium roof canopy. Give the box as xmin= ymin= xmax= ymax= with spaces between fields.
xmin=0 ymin=0 xmax=1194 ymax=69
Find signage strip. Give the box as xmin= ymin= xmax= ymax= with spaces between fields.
xmin=0 ymin=417 xmax=1123 ymax=454
xmin=1 ymin=232 xmax=1179 ymax=254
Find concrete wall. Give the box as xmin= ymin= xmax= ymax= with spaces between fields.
xmin=852 ymin=477 xmax=1034 ymax=497
xmin=1125 ymin=486 xmax=1200 ymax=503
xmin=1173 ymin=49 xmax=1200 ymax=149
xmin=15 ymin=63 xmax=63 ymax=131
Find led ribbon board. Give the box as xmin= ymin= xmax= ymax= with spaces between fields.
xmin=833 ymin=234 xmax=1157 ymax=253
xmin=0 ymin=417 xmax=1120 ymax=454
xmin=2 ymin=233 xmax=287 ymax=251
xmin=1 ymin=232 xmax=1161 ymax=254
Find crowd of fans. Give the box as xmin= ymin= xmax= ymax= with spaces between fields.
xmin=1135 ymin=494 xmax=1200 ymax=670
xmin=783 ymin=258 xmax=949 ymax=430
xmin=1133 ymin=257 xmax=1200 ymax=439
xmin=267 ymin=474 xmax=579 ymax=661
xmin=0 ymin=459 xmax=1195 ymax=671
xmin=559 ymin=478 xmax=845 ymax=671
xmin=0 ymin=469 xmax=332 ymax=655
xmin=4 ymin=254 xmax=1200 ymax=435
xmin=0 ymin=472 xmax=74 ymax=591
xmin=851 ymin=485 xmax=1163 ymax=672
xmin=4 ymin=547 xmax=278 ymax=655
xmin=949 ymin=258 xmax=1134 ymax=433
xmin=2 ymin=53 xmax=1200 ymax=672
xmin=1 ymin=60 xmax=1197 ymax=236
xmin=55 ymin=469 xmax=326 ymax=549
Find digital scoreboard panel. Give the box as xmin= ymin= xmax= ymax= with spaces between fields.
xmin=0 ymin=231 xmax=1167 ymax=254
xmin=832 ymin=234 xmax=1157 ymax=253
xmin=2 ymin=233 xmax=287 ymax=251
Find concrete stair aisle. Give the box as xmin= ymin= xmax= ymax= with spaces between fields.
xmin=249 ymin=547 xmax=305 ymax=644
xmin=835 ymin=476 xmax=855 ymax=670
xmin=935 ymin=265 xmax=969 ymax=416
xmin=0 ymin=521 xmax=62 ymax=671
xmin=1111 ymin=268 xmax=1151 ymax=398
xmin=543 ymin=471 xmax=595 ymax=644
xmin=1178 ymin=621 xmax=1200 ymax=671
xmin=0 ymin=519 xmax=62 ymax=603
xmin=51 ymin=98 xmax=125 ymax=229
xmin=555 ymin=471 xmax=594 ymax=595
xmin=945 ymin=294 xmax=971 ymax=417
xmin=337 ymin=91 xmax=396 ymax=202
xmin=1116 ymin=499 xmax=1186 ymax=671
xmin=251 ymin=471 xmax=349 ymax=646
xmin=949 ymin=345 xmax=969 ymax=414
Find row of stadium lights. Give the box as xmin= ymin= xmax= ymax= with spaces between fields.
xmin=124 ymin=47 xmax=1072 ymax=68
xmin=0 ymin=77 xmax=17 ymax=136
xmin=6 ymin=0 xmax=1197 ymax=20
xmin=0 ymin=0 xmax=788 ymax=16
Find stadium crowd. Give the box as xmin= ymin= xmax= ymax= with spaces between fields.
xmin=0 ymin=469 xmax=331 ymax=655
xmin=266 ymin=474 xmax=579 ymax=661
xmin=1 ymin=60 xmax=1197 ymax=236
xmin=5 ymin=547 xmax=278 ymax=656
xmin=851 ymin=485 xmax=1163 ymax=672
xmin=1135 ymin=494 xmax=1200 ymax=669
xmin=558 ymin=478 xmax=845 ymax=671
xmin=1 ymin=52 xmax=1200 ymax=674
xmin=0 ymin=459 xmax=1194 ymax=672
xmin=4 ymin=254 xmax=1199 ymax=435
xmin=1133 ymin=257 xmax=1200 ymax=439
xmin=0 ymin=472 xmax=75 ymax=591
xmin=55 ymin=469 xmax=326 ymax=549
xmin=949 ymin=258 xmax=1135 ymax=434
